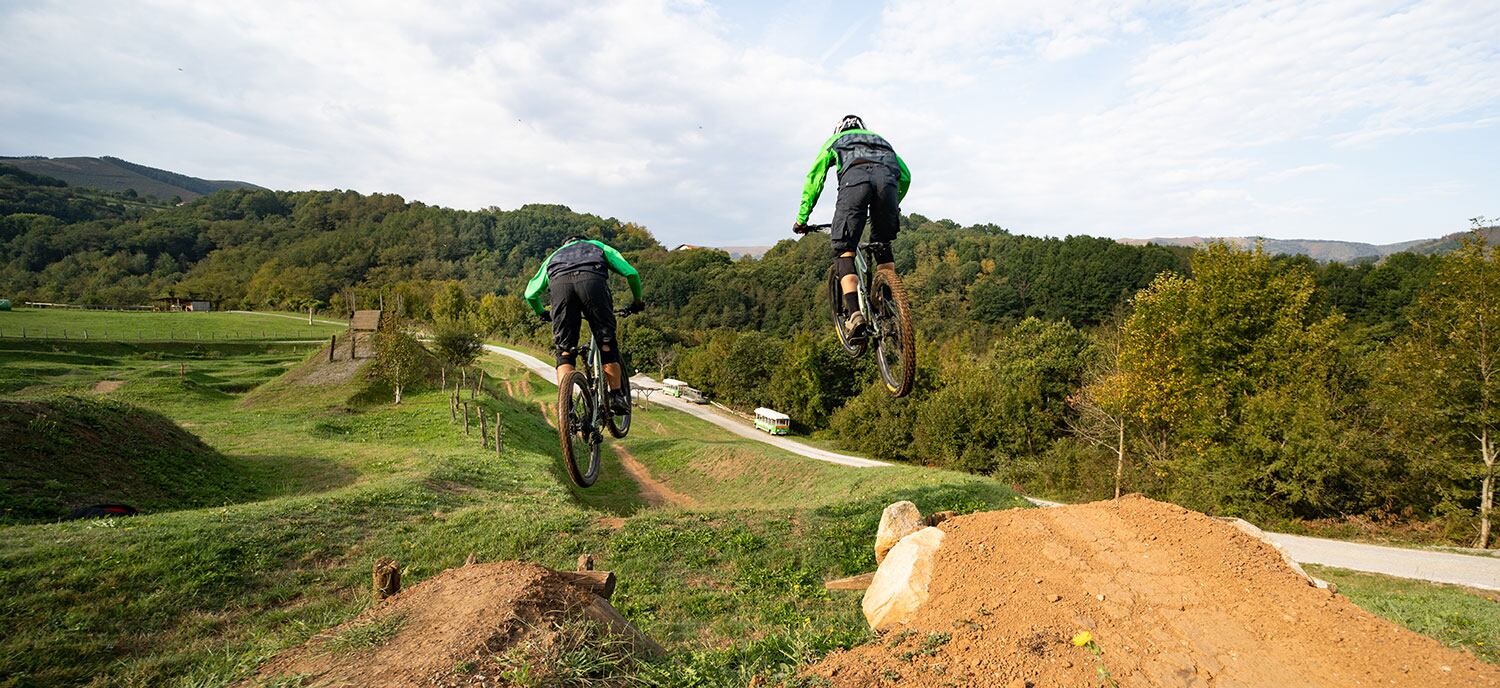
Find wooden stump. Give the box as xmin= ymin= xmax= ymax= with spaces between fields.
xmin=557 ymin=570 xmax=617 ymax=600
xmin=577 ymin=553 xmax=595 ymax=571
xmin=372 ymin=558 xmax=401 ymax=599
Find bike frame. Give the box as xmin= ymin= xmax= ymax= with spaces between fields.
xmin=584 ymin=336 xmax=609 ymax=432
xmin=852 ymin=242 xmax=892 ymax=337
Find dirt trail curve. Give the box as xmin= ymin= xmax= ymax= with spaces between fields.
xmin=613 ymin=444 xmax=696 ymax=508
xmin=1025 ymin=497 xmax=1500 ymax=591
xmin=481 ymin=343 xmax=886 ymax=469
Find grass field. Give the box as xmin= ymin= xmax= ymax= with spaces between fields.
xmin=0 ymin=338 xmax=1494 ymax=687
xmin=0 ymin=308 xmax=346 ymax=342
xmin=0 ymin=341 xmax=1022 ymax=687
xmin=1307 ymin=565 xmax=1500 ymax=664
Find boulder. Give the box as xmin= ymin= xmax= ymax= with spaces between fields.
xmin=862 ymin=526 xmax=945 ymax=629
xmin=875 ymin=500 xmax=925 ymax=563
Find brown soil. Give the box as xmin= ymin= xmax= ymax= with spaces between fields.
xmin=613 ymin=444 xmax=695 ymax=508
xmin=811 ymin=495 xmax=1500 ymax=687
xmin=246 ymin=561 xmax=604 ymax=688
xmin=90 ymin=379 xmax=124 ymax=393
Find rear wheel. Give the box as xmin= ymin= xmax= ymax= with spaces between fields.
xmin=827 ymin=265 xmax=866 ymax=357
xmin=557 ymin=371 xmax=601 ymax=487
xmin=872 ymin=266 xmax=916 ymax=398
xmin=606 ymin=367 xmax=632 ymax=439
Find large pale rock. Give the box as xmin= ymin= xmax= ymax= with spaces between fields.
xmin=875 ymin=500 xmax=925 ymax=563
xmin=862 ymin=526 xmax=945 ymax=630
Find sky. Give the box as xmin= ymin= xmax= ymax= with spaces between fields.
xmin=1 ymin=0 xmax=1497 ymax=247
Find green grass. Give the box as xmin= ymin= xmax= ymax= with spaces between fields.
xmin=0 ymin=342 xmax=1023 ymax=687
xmin=2 ymin=339 xmax=1490 ymax=688
xmin=0 ymin=308 xmax=345 ymax=342
xmin=1308 ymin=565 xmax=1500 ymax=664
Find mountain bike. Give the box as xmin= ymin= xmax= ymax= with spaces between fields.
xmin=794 ymin=224 xmax=916 ymax=397
xmin=556 ymin=309 xmax=634 ymax=487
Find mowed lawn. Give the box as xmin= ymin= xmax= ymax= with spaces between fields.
xmin=0 ymin=308 xmax=346 ymax=342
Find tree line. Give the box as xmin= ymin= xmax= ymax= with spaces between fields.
xmin=1 ymin=172 xmax=1494 ymax=544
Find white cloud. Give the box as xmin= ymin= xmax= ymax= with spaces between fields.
xmin=1 ymin=0 xmax=1496 ymax=246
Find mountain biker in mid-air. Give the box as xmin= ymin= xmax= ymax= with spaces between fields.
xmin=524 ymin=235 xmax=644 ymax=415
xmin=792 ymin=114 xmax=910 ymax=334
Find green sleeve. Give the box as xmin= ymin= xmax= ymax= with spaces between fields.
xmin=796 ymin=145 xmax=837 ymax=225
xmin=592 ymin=241 xmax=643 ymax=302
xmin=895 ymin=154 xmax=911 ymax=202
xmin=522 ymin=259 xmax=550 ymax=316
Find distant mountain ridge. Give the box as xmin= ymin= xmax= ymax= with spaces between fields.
xmin=1120 ymin=228 xmax=1500 ymax=262
xmin=0 ymin=155 xmax=261 ymax=200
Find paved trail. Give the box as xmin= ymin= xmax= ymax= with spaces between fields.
xmin=481 ymin=343 xmax=887 ymax=468
xmin=485 ymin=343 xmax=1499 ymax=589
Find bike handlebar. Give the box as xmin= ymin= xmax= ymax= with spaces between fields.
xmin=793 ymin=223 xmax=832 ymax=235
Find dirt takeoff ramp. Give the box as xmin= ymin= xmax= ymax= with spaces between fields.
xmin=813 ymin=496 xmax=1498 ymax=687
xmin=246 ymin=561 xmax=658 ymax=688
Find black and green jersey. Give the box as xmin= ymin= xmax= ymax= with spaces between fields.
xmin=523 ymin=239 xmax=642 ymax=316
xmin=796 ymin=128 xmax=911 ymax=225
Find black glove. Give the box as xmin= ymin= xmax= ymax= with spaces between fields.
xmin=538 ymin=309 xmax=552 ymax=323
xmin=628 ymin=300 xmax=645 ymax=314
xmin=792 ymin=222 xmax=809 ymax=235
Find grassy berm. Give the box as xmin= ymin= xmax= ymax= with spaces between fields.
xmin=0 ymin=335 xmax=1494 ymax=687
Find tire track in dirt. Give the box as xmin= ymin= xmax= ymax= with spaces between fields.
xmin=613 ymin=444 xmax=695 ymax=508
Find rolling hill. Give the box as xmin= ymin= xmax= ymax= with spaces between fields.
xmin=0 ymin=155 xmax=260 ymax=200
xmin=1122 ymin=227 xmax=1500 ymax=262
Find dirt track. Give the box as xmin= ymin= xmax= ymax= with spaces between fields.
xmin=814 ymin=496 xmax=1499 ymax=687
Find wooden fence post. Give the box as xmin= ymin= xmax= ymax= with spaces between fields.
xmin=495 ymin=412 xmax=502 ymax=456
xmin=463 ymin=402 xmax=470 ymax=435
xmin=479 ymin=411 xmax=488 ymax=448
xmin=372 ymin=558 xmax=401 ymax=599
xmin=350 ymin=332 xmax=357 ymax=360
xmin=329 ymin=334 xmax=336 ymax=362
xmin=449 ymin=392 xmax=457 ymax=422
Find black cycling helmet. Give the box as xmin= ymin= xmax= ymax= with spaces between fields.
xmin=835 ymin=114 xmax=864 ymax=133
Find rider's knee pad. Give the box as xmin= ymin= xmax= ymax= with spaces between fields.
xmin=599 ymin=345 xmax=621 ymax=365
xmin=835 ymin=255 xmax=856 ymax=279
xmin=555 ymin=348 xmax=578 ymax=367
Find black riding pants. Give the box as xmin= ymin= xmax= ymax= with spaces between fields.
xmin=549 ymin=271 xmax=617 ymax=367
xmin=830 ymin=162 xmax=900 ymax=258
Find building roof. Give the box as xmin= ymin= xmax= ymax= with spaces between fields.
xmin=662 ymin=378 xmax=686 ymax=386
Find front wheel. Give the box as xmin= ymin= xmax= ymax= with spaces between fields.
xmin=871 ymin=266 xmax=916 ymax=398
xmin=827 ymin=265 xmax=866 ymax=357
xmin=557 ymin=371 xmax=601 ymax=487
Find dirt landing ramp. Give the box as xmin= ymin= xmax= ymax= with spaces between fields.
xmin=246 ymin=561 xmax=658 ymax=687
xmin=813 ymin=495 xmax=1499 ymax=687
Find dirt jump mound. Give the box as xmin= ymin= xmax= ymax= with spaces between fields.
xmin=814 ymin=495 xmax=1498 ymax=687
xmin=248 ymin=561 xmax=660 ymax=688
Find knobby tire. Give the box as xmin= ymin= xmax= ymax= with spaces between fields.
xmin=557 ymin=371 xmax=601 ymax=487
xmin=872 ymin=266 xmax=916 ymax=398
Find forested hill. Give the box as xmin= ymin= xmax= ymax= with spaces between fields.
xmin=0 ymin=156 xmax=260 ymax=201
xmin=1122 ymin=229 xmax=1500 ymax=262
xmin=5 ymin=166 xmax=1499 ymax=538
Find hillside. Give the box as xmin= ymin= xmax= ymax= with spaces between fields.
xmin=0 ymin=396 xmax=259 ymax=522
xmin=1122 ymin=227 xmax=1500 ymax=261
xmin=0 ymin=155 xmax=260 ymax=200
